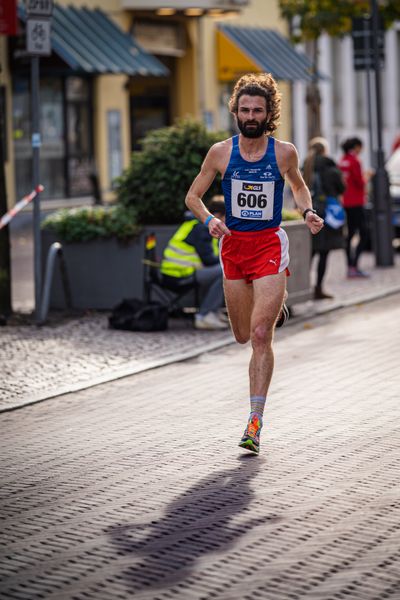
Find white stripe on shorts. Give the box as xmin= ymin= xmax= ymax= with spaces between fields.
xmin=219 ymin=235 xmax=226 ymax=278
xmin=275 ymin=227 xmax=290 ymax=272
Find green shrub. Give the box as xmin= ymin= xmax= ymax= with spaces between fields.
xmin=42 ymin=205 xmax=140 ymax=243
xmin=115 ymin=119 xmax=227 ymax=225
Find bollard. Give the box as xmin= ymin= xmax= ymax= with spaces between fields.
xmin=38 ymin=242 xmax=72 ymax=325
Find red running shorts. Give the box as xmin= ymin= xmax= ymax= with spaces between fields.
xmin=220 ymin=227 xmax=290 ymax=284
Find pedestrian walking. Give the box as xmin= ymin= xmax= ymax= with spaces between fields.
xmin=185 ymin=73 xmax=323 ymax=454
xmin=339 ymin=137 xmax=371 ymax=278
xmin=303 ymin=137 xmax=346 ymax=300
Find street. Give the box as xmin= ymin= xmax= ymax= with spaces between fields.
xmin=1 ymin=295 xmax=400 ymax=599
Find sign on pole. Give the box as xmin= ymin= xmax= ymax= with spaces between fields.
xmin=25 ymin=0 xmax=54 ymax=321
xmin=26 ymin=18 xmax=51 ymax=55
xmin=26 ymin=0 xmax=53 ymax=17
xmin=26 ymin=0 xmax=53 ymax=56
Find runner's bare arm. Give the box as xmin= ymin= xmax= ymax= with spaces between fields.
xmin=277 ymin=141 xmax=324 ymax=235
xmin=185 ymin=144 xmax=231 ymax=237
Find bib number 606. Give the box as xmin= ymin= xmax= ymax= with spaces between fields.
xmin=237 ymin=192 xmax=267 ymax=209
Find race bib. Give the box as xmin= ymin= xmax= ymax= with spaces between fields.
xmin=231 ymin=179 xmax=275 ymax=220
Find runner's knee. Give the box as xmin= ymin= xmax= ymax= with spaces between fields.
xmin=251 ymin=322 xmax=273 ymax=348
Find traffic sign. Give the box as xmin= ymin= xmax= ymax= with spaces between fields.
xmin=26 ymin=0 xmax=53 ymax=17
xmin=26 ymin=18 xmax=51 ymax=55
xmin=352 ymin=16 xmax=385 ymax=71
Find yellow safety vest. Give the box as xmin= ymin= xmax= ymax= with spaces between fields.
xmin=212 ymin=237 xmax=219 ymax=257
xmin=161 ymin=219 xmax=218 ymax=278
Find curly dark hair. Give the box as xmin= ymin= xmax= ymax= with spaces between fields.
xmin=229 ymin=73 xmax=281 ymax=134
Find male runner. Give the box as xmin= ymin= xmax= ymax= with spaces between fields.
xmin=185 ymin=73 xmax=323 ymax=454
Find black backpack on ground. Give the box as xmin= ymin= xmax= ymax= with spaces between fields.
xmin=108 ymin=298 xmax=168 ymax=332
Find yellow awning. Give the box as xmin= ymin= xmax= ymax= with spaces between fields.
xmin=217 ymin=25 xmax=316 ymax=83
xmin=217 ymin=29 xmax=260 ymax=83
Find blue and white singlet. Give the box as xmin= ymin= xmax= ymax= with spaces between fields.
xmin=221 ymin=135 xmax=284 ymax=231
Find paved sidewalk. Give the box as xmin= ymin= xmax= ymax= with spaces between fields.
xmin=1 ymin=246 xmax=400 ymax=412
xmin=1 ymin=295 xmax=400 ymax=599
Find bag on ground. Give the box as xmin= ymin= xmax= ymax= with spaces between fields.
xmin=108 ymin=298 xmax=168 ymax=332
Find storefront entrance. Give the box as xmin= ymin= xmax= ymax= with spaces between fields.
xmin=130 ymin=93 xmax=170 ymax=150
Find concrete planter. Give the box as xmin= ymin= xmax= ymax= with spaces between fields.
xmin=41 ymin=221 xmax=311 ymax=310
xmin=283 ymin=220 xmax=312 ymax=306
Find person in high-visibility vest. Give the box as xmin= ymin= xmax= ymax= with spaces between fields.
xmin=161 ymin=199 xmax=228 ymax=330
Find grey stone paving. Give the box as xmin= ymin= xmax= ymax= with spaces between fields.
xmin=2 ymin=248 xmax=400 ymax=412
xmin=1 ymin=295 xmax=400 ymax=599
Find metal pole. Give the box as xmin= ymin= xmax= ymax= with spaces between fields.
xmin=363 ymin=18 xmax=374 ymax=167
xmin=370 ymin=0 xmax=393 ymax=266
xmin=31 ymin=55 xmax=42 ymax=321
xmin=0 ymin=82 xmax=12 ymax=318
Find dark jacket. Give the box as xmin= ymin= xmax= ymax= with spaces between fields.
xmin=311 ymin=156 xmax=346 ymax=253
xmin=185 ymin=222 xmax=219 ymax=267
xmin=312 ymin=156 xmax=346 ymax=200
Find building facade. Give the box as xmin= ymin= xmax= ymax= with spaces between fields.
xmin=293 ymin=24 xmax=400 ymax=166
xmin=3 ymin=0 xmax=326 ymax=209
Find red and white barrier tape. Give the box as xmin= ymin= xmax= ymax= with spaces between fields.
xmin=0 ymin=185 xmax=44 ymax=230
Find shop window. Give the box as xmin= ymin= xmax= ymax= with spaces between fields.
xmin=130 ymin=95 xmax=170 ymax=150
xmin=40 ymin=79 xmax=65 ymax=198
xmin=13 ymin=75 xmax=93 ymax=200
xmin=13 ymin=78 xmax=65 ymax=200
xmin=66 ymin=77 xmax=93 ymax=197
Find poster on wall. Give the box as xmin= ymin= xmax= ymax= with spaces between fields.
xmin=107 ymin=110 xmax=122 ymax=188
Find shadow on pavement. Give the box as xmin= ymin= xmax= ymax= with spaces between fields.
xmin=106 ymin=455 xmax=279 ymax=594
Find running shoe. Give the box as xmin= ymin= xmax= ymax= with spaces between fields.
xmin=238 ymin=413 xmax=263 ymax=454
xmin=194 ymin=312 xmax=228 ymax=330
xmin=347 ymin=267 xmax=370 ymax=278
xmin=276 ymin=303 xmax=290 ymax=328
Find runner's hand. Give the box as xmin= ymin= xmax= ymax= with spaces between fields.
xmin=208 ymin=217 xmax=231 ymax=238
xmin=305 ymin=212 xmax=324 ymax=235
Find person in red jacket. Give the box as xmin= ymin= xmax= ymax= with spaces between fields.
xmin=339 ymin=137 xmax=370 ymax=278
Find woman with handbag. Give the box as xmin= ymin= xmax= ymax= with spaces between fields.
xmin=303 ymin=137 xmax=346 ymax=300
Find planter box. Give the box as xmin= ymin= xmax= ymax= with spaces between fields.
xmin=41 ymin=225 xmax=177 ymax=310
xmin=283 ymin=220 xmax=312 ymax=306
xmin=41 ymin=221 xmax=311 ymax=310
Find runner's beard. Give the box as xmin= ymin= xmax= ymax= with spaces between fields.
xmin=237 ymin=117 xmax=268 ymax=138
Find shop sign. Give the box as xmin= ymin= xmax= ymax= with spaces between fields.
xmin=0 ymin=0 xmax=18 ymax=36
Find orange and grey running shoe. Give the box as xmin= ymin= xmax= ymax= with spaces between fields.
xmin=238 ymin=413 xmax=263 ymax=454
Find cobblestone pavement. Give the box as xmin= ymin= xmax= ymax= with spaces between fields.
xmin=2 ymin=248 xmax=400 ymax=412
xmin=1 ymin=295 xmax=399 ymax=599
xmin=0 ymin=315 xmax=233 ymax=412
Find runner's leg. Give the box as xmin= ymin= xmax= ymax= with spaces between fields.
xmin=238 ymin=272 xmax=286 ymax=454
xmin=249 ymin=272 xmax=286 ymax=396
xmin=223 ymin=278 xmax=253 ymax=344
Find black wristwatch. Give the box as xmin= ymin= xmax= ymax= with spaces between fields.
xmin=303 ymin=208 xmax=317 ymax=220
